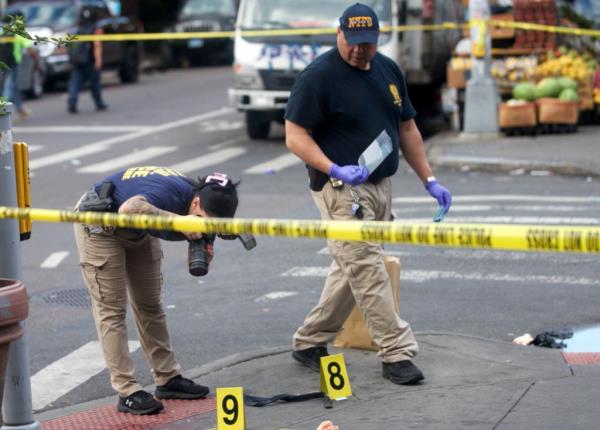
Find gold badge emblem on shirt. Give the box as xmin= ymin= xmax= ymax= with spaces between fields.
xmin=389 ymin=84 xmax=402 ymax=107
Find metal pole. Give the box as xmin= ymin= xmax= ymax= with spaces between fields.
xmin=0 ymin=103 xmax=39 ymax=430
xmin=463 ymin=0 xmax=499 ymax=134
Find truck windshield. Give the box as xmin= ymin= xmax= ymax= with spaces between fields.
xmin=7 ymin=2 xmax=75 ymax=28
xmin=240 ymin=0 xmax=391 ymax=30
xmin=181 ymin=0 xmax=237 ymax=16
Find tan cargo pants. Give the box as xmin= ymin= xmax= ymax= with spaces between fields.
xmin=293 ymin=178 xmax=418 ymax=362
xmin=74 ymin=222 xmax=180 ymax=397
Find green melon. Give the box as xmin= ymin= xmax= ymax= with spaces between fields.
xmin=558 ymin=88 xmax=579 ymax=102
xmin=557 ymin=77 xmax=578 ymax=91
xmin=512 ymin=82 xmax=536 ymax=101
xmin=535 ymin=78 xmax=562 ymax=98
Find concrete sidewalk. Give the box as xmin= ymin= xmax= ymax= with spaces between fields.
xmin=427 ymin=125 xmax=600 ymax=178
xmin=35 ymin=333 xmax=600 ymax=430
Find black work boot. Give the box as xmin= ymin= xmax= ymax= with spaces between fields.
xmin=155 ymin=375 xmax=210 ymax=400
xmin=117 ymin=390 xmax=163 ymax=415
xmin=292 ymin=346 xmax=329 ymax=372
xmin=382 ymin=360 xmax=424 ymax=385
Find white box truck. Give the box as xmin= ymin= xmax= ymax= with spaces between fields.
xmin=228 ymin=0 xmax=464 ymax=139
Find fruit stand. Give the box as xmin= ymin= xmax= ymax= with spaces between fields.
xmin=446 ymin=0 xmax=600 ymax=135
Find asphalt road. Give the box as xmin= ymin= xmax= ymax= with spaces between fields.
xmin=6 ymin=67 xmax=600 ymax=413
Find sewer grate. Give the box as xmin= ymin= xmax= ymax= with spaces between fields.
xmin=40 ymin=288 xmax=91 ymax=308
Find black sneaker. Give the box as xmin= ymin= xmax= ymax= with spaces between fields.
xmin=292 ymin=346 xmax=329 ymax=372
xmin=96 ymin=103 xmax=108 ymax=111
xmin=67 ymin=105 xmax=78 ymax=114
xmin=155 ymin=375 xmax=209 ymax=400
xmin=117 ymin=390 xmax=163 ymax=415
xmin=382 ymin=360 xmax=424 ymax=385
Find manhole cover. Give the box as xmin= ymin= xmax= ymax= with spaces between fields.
xmin=39 ymin=288 xmax=91 ymax=308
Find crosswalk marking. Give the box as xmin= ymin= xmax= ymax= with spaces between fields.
xmin=395 ymin=216 xmax=599 ymax=225
xmin=281 ymin=267 xmax=600 ymax=286
xmin=29 ymin=107 xmax=232 ymax=170
xmin=30 ymin=143 xmax=112 ymax=170
xmin=254 ymin=291 xmax=298 ymax=302
xmin=169 ymin=146 xmax=247 ymax=174
xmin=14 ymin=126 xmax=151 ymax=133
xmin=393 ymin=195 xmax=600 ymax=204
xmin=77 ymin=146 xmax=178 ymax=174
xmin=243 ymin=153 xmax=302 ymax=174
xmin=32 ymin=340 xmax=141 ymax=411
xmin=41 ymin=251 xmax=70 ymax=268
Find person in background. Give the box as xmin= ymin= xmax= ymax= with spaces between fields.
xmin=285 ymin=3 xmax=452 ymax=385
xmin=1 ymin=11 xmax=42 ymax=121
xmin=67 ymin=6 xmax=107 ymax=113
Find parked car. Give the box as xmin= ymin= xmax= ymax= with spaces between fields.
xmin=161 ymin=0 xmax=238 ymax=67
xmin=7 ymin=0 xmax=143 ymax=89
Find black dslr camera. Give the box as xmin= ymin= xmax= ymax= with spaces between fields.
xmin=188 ymin=233 xmax=256 ymax=277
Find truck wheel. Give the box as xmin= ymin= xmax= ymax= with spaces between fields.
xmin=119 ymin=44 xmax=139 ymax=83
xmin=246 ymin=111 xmax=271 ymax=140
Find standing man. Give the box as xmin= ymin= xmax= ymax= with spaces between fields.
xmin=67 ymin=5 xmax=107 ymax=113
xmin=285 ymin=3 xmax=452 ymax=385
xmin=74 ymin=167 xmax=239 ymax=414
xmin=1 ymin=11 xmax=42 ymax=120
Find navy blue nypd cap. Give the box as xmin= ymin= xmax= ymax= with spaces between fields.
xmin=339 ymin=3 xmax=380 ymax=45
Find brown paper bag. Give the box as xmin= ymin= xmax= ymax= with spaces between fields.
xmin=332 ymin=255 xmax=400 ymax=351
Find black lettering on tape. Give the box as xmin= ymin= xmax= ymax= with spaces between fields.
xmin=417 ymin=226 xmax=430 ymax=244
xmin=586 ymin=232 xmax=600 ymax=252
xmin=563 ymin=231 xmax=583 ymax=252
xmin=272 ymin=223 xmax=287 ymax=236
xmin=296 ymin=221 xmax=328 ymax=238
xmin=458 ymin=227 xmax=492 ymax=247
xmin=257 ymin=222 xmax=270 ymax=235
xmin=394 ymin=226 xmax=414 ymax=244
xmin=360 ymin=224 xmax=391 ymax=242
xmin=526 ymin=229 xmax=559 ymax=250
xmin=239 ymin=221 xmax=254 ymax=235
xmin=433 ymin=226 xmax=455 ymax=245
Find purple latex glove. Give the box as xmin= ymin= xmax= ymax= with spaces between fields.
xmin=329 ymin=163 xmax=369 ymax=186
xmin=425 ymin=180 xmax=452 ymax=214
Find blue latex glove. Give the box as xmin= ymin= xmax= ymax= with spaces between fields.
xmin=425 ymin=180 xmax=452 ymax=215
xmin=329 ymin=163 xmax=369 ymax=186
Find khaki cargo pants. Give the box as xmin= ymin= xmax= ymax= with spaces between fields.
xmin=293 ymin=178 xmax=418 ymax=362
xmin=74 ymin=221 xmax=180 ymax=397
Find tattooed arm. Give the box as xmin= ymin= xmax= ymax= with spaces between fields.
xmin=118 ymin=195 xmax=175 ymax=217
xmin=118 ymin=194 xmax=204 ymax=240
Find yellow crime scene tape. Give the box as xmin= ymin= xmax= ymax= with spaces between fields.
xmin=0 ymin=206 xmax=599 ymax=253
xmin=1 ymin=19 xmax=598 ymax=43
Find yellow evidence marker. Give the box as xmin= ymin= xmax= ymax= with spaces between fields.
xmin=216 ymin=387 xmax=245 ymax=430
xmin=320 ymin=353 xmax=352 ymax=400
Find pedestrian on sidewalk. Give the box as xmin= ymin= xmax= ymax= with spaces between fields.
xmin=1 ymin=11 xmax=42 ymax=121
xmin=67 ymin=5 xmax=107 ymax=114
xmin=74 ymin=167 xmax=239 ymax=415
xmin=285 ymin=3 xmax=452 ymax=385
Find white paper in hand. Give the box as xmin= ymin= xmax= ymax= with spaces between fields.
xmin=358 ymin=129 xmax=393 ymax=174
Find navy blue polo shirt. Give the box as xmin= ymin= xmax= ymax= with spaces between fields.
xmin=285 ymin=48 xmax=416 ymax=190
xmin=94 ymin=166 xmax=195 ymax=241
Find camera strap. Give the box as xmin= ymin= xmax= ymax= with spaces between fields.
xmin=244 ymin=391 xmax=324 ymax=407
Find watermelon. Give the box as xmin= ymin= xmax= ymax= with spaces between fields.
xmin=557 ymin=77 xmax=578 ymax=91
xmin=535 ymin=78 xmax=562 ymax=98
xmin=512 ymin=82 xmax=536 ymax=101
xmin=558 ymin=88 xmax=579 ymax=102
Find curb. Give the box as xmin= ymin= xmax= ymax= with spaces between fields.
xmin=430 ymin=154 xmax=600 ymax=178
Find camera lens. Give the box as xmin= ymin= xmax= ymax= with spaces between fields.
xmin=188 ymin=239 xmax=209 ymax=276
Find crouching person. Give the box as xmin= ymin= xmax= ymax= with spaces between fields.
xmin=74 ymin=166 xmax=238 ymax=414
